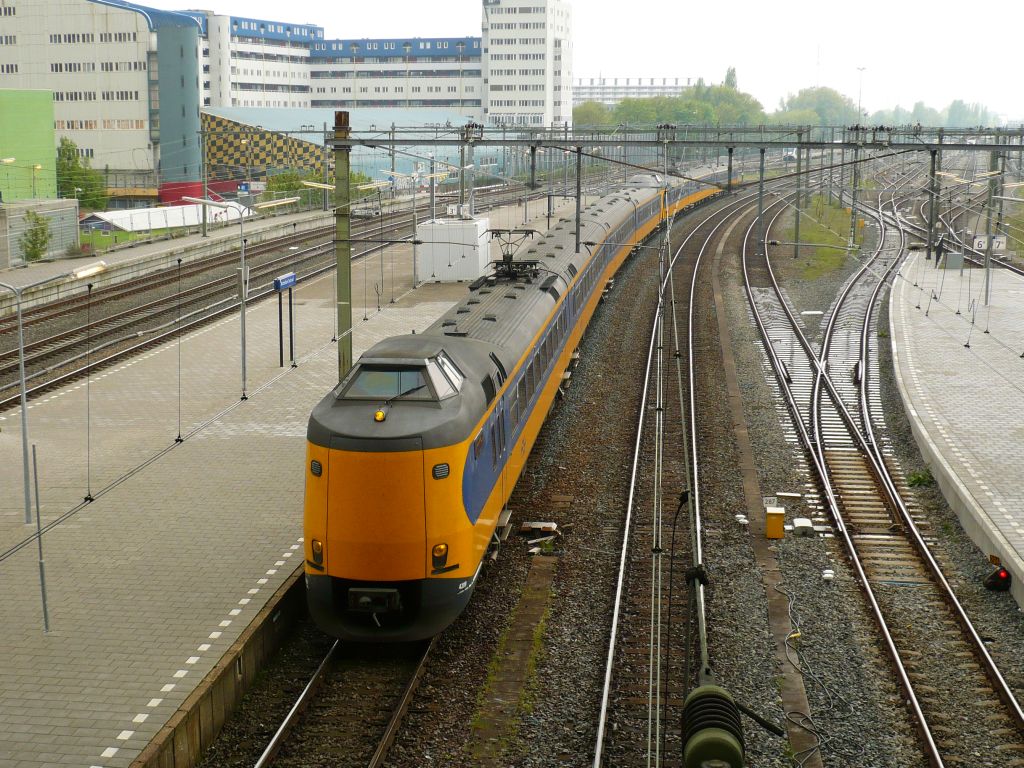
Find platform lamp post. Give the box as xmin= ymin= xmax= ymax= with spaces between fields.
xmin=31 ymin=164 xmax=42 ymax=199
xmin=0 ymin=260 xmax=107 ymax=524
xmin=357 ymin=181 xmax=392 ymax=309
xmin=182 ymin=196 xmax=299 ymax=400
xmin=383 ymin=169 xmax=448 ymax=291
xmin=856 ymin=67 xmax=866 ymax=123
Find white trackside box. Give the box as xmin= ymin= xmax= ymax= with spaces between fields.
xmin=417 ymin=216 xmax=491 ymax=282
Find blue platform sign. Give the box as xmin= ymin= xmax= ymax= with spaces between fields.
xmin=273 ymin=272 xmax=297 ymax=291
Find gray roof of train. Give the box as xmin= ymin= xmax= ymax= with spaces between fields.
xmin=418 ymin=188 xmax=663 ymax=370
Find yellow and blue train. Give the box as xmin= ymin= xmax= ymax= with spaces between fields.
xmin=303 ymin=171 xmax=725 ymax=641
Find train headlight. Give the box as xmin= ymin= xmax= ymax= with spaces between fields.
xmin=374 ymin=408 xmax=386 ymax=422
xmin=311 ymin=539 xmax=324 ymax=565
xmin=432 ymin=543 xmax=448 ymax=569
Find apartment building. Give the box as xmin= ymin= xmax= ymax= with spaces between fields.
xmin=481 ymin=0 xmax=573 ymax=127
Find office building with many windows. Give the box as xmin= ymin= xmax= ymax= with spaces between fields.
xmin=308 ymin=36 xmax=481 ymax=116
xmin=0 ymin=0 xmax=205 ymax=200
xmin=573 ymin=76 xmax=690 ymax=106
xmin=0 ymin=0 xmax=573 ymax=202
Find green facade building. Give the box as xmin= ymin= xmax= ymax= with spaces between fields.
xmin=0 ymin=90 xmax=57 ymax=202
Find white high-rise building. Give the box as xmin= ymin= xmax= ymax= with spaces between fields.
xmin=481 ymin=0 xmax=573 ymax=127
xmin=204 ymin=14 xmax=321 ymax=109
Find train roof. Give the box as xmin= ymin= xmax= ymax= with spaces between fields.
xmin=419 ymin=189 xmax=664 ymax=374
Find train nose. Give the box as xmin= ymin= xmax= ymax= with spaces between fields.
xmin=326 ymin=436 xmax=427 ymax=581
xmin=349 ymin=588 xmax=403 ymax=613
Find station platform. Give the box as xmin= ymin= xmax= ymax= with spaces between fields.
xmin=890 ymin=254 xmax=1024 ymax=607
xmin=0 ymin=195 xmax=579 ymax=768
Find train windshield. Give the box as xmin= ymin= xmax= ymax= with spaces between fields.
xmin=342 ymin=366 xmax=433 ymax=400
xmin=340 ymin=355 xmax=464 ymax=402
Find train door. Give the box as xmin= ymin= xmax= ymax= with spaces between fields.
xmin=495 ymin=400 xmax=506 ymax=501
xmin=489 ymin=397 xmax=507 ymax=499
xmin=487 ymin=355 xmax=509 ymax=505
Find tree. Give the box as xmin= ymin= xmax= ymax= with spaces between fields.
xmin=868 ymin=105 xmax=913 ymax=126
xmin=910 ymin=101 xmax=941 ymax=126
xmin=724 ymin=67 xmax=737 ymax=89
xmin=603 ymin=85 xmax=764 ymax=128
xmin=19 ymin=210 xmax=52 ymax=262
xmin=265 ymin=170 xmax=307 ymax=193
xmin=779 ymin=87 xmax=859 ymax=125
xmin=945 ymin=100 xmax=992 ymax=128
xmin=573 ymin=100 xmax=613 ymax=126
xmin=56 ymin=137 xmax=107 ymax=210
xmin=613 ymin=98 xmax=661 ymax=125
xmin=769 ymin=108 xmax=821 ymax=126
xmin=698 ymin=85 xmax=763 ymax=124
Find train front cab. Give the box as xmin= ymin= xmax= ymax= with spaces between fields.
xmin=304 ymin=355 xmax=482 ymax=642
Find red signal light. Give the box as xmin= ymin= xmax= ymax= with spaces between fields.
xmin=984 ymin=567 xmax=1012 ymax=591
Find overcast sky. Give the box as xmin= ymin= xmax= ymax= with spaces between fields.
xmin=143 ymin=0 xmax=1024 ymax=121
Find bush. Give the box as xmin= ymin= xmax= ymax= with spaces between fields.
xmin=19 ymin=210 xmax=52 ymax=262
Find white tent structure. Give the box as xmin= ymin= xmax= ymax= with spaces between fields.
xmin=80 ymin=201 xmax=250 ymax=233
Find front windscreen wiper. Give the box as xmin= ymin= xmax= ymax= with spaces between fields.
xmin=385 ymin=383 xmax=426 ymax=405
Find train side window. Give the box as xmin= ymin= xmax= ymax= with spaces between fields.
xmin=509 ymin=393 xmax=519 ymax=426
xmin=482 ymin=375 xmax=496 ymax=406
xmin=426 ymin=362 xmax=456 ymax=399
xmin=474 ymin=430 xmax=485 ymax=459
xmin=490 ymin=423 xmax=498 ymax=467
xmin=488 ymin=352 xmax=507 ymax=384
xmin=436 ymin=351 xmax=464 ymax=389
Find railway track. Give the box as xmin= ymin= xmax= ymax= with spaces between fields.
xmin=594 ymin=213 xmax=700 ymax=768
xmin=0 ymin=182 xmax=549 ymax=409
xmin=745 ymin=166 xmax=1024 ymax=766
xmin=207 ymin=636 xmax=435 ymax=768
xmin=594 ymin=189 xmax=798 ymax=767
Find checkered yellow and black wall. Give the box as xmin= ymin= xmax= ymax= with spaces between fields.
xmin=200 ymin=113 xmax=327 ymax=184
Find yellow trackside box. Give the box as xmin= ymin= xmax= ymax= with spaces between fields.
xmin=765 ymin=506 xmax=785 ymax=539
